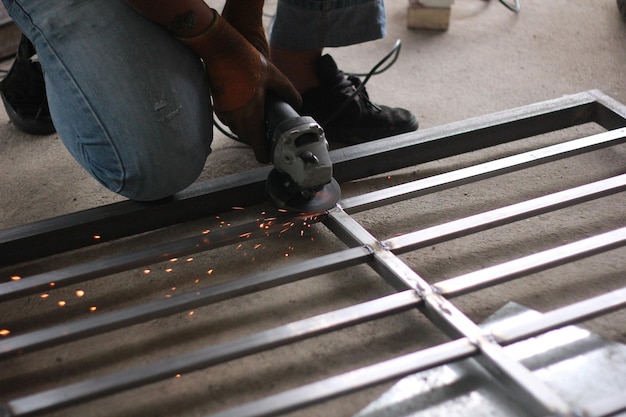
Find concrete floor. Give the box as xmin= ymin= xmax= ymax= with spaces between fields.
xmin=1 ymin=1 xmax=625 ymax=416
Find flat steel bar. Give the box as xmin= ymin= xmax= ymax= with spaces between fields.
xmin=203 ymin=288 xmax=626 ymax=417
xmin=340 ymin=127 xmax=626 ymax=213
xmin=325 ymin=209 xmax=573 ymax=416
xmin=0 ymin=246 xmax=371 ymax=359
xmin=205 ymin=339 xmax=477 ymax=417
xmin=385 ymin=174 xmax=626 ymax=254
xmin=0 ymin=213 xmax=324 ymax=302
xmin=587 ymin=90 xmax=626 ymax=130
xmin=490 ymin=287 xmax=626 ymax=345
xmin=436 ymin=227 xmax=626 ymax=297
xmin=1 ymin=291 xmax=422 ymax=417
xmin=0 ymin=91 xmax=604 ymax=266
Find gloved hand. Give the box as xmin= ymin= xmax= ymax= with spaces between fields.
xmin=178 ymin=11 xmax=301 ymax=163
xmin=221 ymin=0 xmax=269 ymax=58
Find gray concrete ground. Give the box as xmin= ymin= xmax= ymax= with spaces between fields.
xmin=1 ymin=1 xmax=625 ymax=417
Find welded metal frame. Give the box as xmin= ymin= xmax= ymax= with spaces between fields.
xmin=1 ymin=90 xmax=625 ymax=417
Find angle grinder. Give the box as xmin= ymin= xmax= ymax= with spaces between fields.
xmin=265 ymin=94 xmax=341 ymax=212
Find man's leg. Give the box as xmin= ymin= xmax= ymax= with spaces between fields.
xmin=2 ymin=0 xmax=214 ymax=201
xmin=270 ymin=0 xmax=418 ymax=144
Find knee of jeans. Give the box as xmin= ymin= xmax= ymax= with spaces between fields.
xmin=116 ymin=150 xmax=209 ymax=202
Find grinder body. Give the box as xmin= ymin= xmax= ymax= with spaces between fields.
xmin=265 ymin=95 xmax=340 ymax=211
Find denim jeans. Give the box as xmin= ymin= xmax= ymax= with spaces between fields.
xmin=3 ymin=0 xmax=214 ymax=201
xmin=3 ymin=0 xmax=386 ymax=200
xmin=270 ymin=0 xmax=386 ymax=50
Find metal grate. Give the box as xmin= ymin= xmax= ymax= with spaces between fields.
xmin=1 ymin=90 xmax=625 ymax=417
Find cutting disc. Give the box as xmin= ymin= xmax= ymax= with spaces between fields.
xmin=266 ymin=169 xmax=341 ymax=212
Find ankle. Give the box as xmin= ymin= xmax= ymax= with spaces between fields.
xmin=270 ymin=46 xmax=322 ymax=93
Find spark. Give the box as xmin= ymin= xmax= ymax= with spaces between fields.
xmin=170 ymin=258 xmax=178 ymax=263
xmin=49 ymin=282 xmax=56 ymax=287
xmin=278 ymin=209 xmax=288 ymax=213
xmin=175 ymin=373 xmax=182 ymax=378
xmin=236 ymin=244 xmax=243 ymax=249
xmin=143 ymin=269 xmax=151 ymax=274
xmin=170 ymin=286 xmax=177 ymax=291
xmin=186 ymin=257 xmax=194 ymax=262
xmin=75 ymin=290 xmax=85 ymax=297
xmin=188 ymin=311 xmax=195 ymax=316
xmin=165 ymin=268 xmax=173 ymax=273
xmin=232 ymin=206 xmax=244 ymax=210
xmin=89 ymin=306 xmax=97 ymax=312
xmin=40 ymin=293 xmax=49 ymax=299
xmin=194 ymin=278 xmax=200 ymax=284
xmin=10 ymin=275 xmax=21 ymax=281
xmin=240 ymin=232 xmax=252 ymax=238
xmin=58 ymin=300 xmax=66 ymax=307
xmin=254 ymin=244 xmax=262 ymax=249
xmin=202 ymin=229 xmax=210 ymax=234
xmin=93 ymin=235 xmax=101 ymax=240
xmin=207 ymin=269 xmax=214 ymax=275
xmin=0 ymin=329 xmax=10 ymax=337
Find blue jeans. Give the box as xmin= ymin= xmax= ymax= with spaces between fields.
xmin=270 ymin=0 xmax=386 ymax=50
xmin=3 ymin=0 xmax=385 ymax=200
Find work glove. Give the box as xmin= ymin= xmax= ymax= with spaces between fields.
xmin=178 ymin=11 xmax=301 ymax=163
xmin=221 ymin=0 xmax=269 ymax=58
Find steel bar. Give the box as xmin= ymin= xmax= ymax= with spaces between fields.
xmin=0 ymin=213 xmax=324 ymax=302
xmin=203 ymin=288 xmax=626 ymax=417
xmin=5 ymin=174 xmax=622 ymax=357
xmin=205 ymin=339 xmax=477 ymax=417
xmin=0 ymin=246 xmax=371 ymax=359
xmin=436 ymin=227 xmax=626 ymax=297
xmin=325 ymin=210 xmax=573 ymax=416
xmin=385 ymin=174 xmax=626 ymax=254
xmin=340 ymin=127 xmax=626 ymax=213
xmin=0 ymin=91 xmax=615 ymax=266
xmin=490 ymin=287 xmax=626 ymax=345
xmin=1 ymin=291 xmax=422 ymax=417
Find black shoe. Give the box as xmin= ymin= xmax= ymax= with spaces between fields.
xmin=0 ymin=34 xmax=55 ymax=135
xmin=300 ymin=54 xmax=418 ymax=145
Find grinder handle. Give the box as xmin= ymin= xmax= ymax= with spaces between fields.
xmin=265 ymin=93 xmax=300 ymax=141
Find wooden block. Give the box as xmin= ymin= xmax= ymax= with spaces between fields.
xmin=0 ymin=2 xmax=20 ymax=60
xmin=407 ymin=3 xmax=451 ymax=31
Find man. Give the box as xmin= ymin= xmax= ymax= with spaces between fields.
xmin=1 ymin=0 xmax=417 ymax=200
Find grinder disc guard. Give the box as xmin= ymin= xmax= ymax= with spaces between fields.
xmin=267 ymin=169 xmax=341 ymax=212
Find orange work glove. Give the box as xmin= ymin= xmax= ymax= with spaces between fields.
xmin=221 ymin=0 xmax=269 ymax=57
xmin=177 ymin=11 xmax=301 ymax=163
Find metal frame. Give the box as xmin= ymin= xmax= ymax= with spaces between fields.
xmin=1 ymin=90 xmax=625 ymax=417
